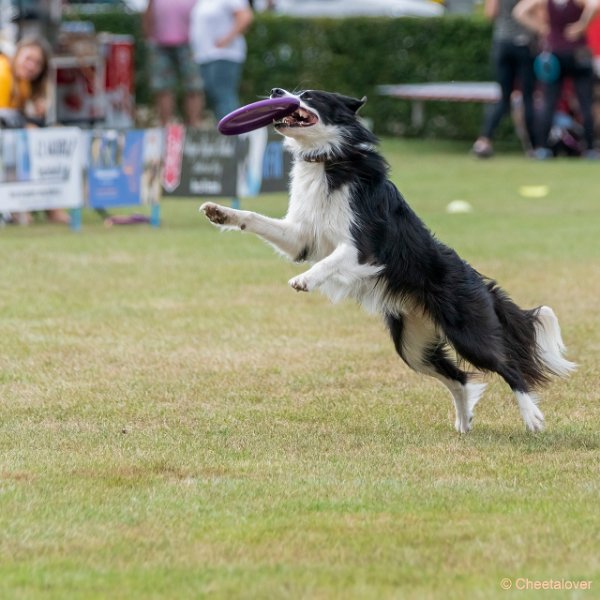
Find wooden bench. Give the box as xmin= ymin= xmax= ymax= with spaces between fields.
xmin=377 ymin=82 xmax=501 ymax=128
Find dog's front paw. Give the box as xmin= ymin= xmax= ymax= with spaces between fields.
xmin=200 ymin=202 xmax=233 ymax=226
xmin=289 ymin=275 xmax=311 ymax=292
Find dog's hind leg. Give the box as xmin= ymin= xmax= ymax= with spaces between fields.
xmin=492 ymin=364 xmax=544 ymax=432
xmin=424 ymin=343 xmax=487 ymax=433
xmin=514 ymin=391 xmax=545 ymax=433
xmin=493 ymin=364 xmax=545 ymax=432
xmin=445 ymin=327 xmax=545 ymax=433
xmin=386 ymin=312 xmax=485 ymax=433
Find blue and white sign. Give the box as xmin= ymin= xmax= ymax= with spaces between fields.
xmin=87 ymin=129 xmax=162 ymax=208
xmin=0 ymin=127 xmax=83 ymax=212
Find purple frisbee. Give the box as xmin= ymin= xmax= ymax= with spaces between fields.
xmin=217 ymin=96 xmax=300 ymax=135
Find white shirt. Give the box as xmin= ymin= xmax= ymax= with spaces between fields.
xmin=189 ymin=0 xmax=250 ymax=64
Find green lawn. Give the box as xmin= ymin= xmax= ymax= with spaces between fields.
xmin=1 ymin=139 xmax=598 ymax=599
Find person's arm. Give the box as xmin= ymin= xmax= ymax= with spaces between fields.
xmin=565 ymin=0 xmax=599 ymax=40
xmin=484 ymin=0 xmax=499 ymax=20
xmin=513 ymin=0 xmax=549 ymax=36
xmin=142 ymin=0 xmax=154 ymax=39
xmin=215 ymin=5 xmax=254 ymax=48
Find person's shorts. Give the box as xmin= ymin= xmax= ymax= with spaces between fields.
xmin=146 ymin=43 xmax=203 ymax=93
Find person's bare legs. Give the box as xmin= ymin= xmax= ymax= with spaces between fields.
xmin=185 ymin=91 xmax=204 ymax=128
xmin=156 ymin=90 xmax=176 ymax=126
xmin=46 ymin=209 xmax=70 ymax=224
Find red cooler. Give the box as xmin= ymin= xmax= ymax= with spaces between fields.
xmin=100 ymin=33 xmax=135 ymax=127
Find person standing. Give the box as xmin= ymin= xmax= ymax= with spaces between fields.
xmin=472 ymin=0 xmax=538 ymax=157
xmin=189 ymin=0 xmax=254 ymax=122
xmin=514 ymin=0 xmax=600 ymax=158
xmin=142 ymin=0 xmax=204 ymax=127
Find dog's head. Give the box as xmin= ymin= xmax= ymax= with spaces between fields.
xmin=270 ymin=88 xmax=366 ymax=154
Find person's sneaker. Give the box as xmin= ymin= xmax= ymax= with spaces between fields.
xmin=532 ymin=147 xmax=554 ymax=160
xmin=472 ymin=138 xmax=493 ymax=158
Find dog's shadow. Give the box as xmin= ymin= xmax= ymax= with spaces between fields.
xmin=464 ymin=424 xmax=600 ymax=452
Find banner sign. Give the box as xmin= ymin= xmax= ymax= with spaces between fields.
xmin=162 ymin=127 xmax=292 ymax=198
xmin=87 ymin=129 xmax=163 ymax=208
xmin=1 ymin=126 xmax=289 ymax=218
xmin=0 ymin=127 xmax=83 ymax=212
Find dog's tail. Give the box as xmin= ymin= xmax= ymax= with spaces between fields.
xmin=533 ymin=305 xmax=577 ymax=379
xmin=488 ymin=284 xmax=576 ymax=388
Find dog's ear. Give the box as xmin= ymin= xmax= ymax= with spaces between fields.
xmin=356 ymin=96 xmax=368 ymax=113
xmin=338 ymin=94 xmax=367 ymax=114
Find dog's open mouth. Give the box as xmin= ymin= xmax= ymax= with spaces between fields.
xmin=274 ymin=107 xmax=318 ymax=128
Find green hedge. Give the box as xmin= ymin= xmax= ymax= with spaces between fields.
xmin=243 ymin=15 xmax=497 ymax=139
xmin=68 ymin=12 xmax=511 ymax=140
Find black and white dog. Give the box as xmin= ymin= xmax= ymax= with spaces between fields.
xmin=201 ymin=88 xmax=575 ymax=433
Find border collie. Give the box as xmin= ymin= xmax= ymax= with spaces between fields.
xmin=201 ymin=88 xmax=576 ymax=433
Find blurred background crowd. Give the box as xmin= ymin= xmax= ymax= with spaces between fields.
xmin=0 ymin=0 xmax=598 ymax=156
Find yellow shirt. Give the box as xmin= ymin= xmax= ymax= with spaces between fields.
xmin=0 ymin=54 xmax=32 ymax=110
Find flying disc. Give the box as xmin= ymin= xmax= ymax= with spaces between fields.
xmin=217 ymin=97 xmax=300 ymax=135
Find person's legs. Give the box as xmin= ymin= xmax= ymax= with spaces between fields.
xmin=537 ymin=74 xmax=563 ymax=153
xmin=46 ymin=209 xmax=70 ymax=224
xmin=207 ymin=60 xmax=243 ymax=121
xmin=516 ymin=45 xmax=537 ymax=149
xmin=482 ymin=41 xmax=516 ymax=139
xmin=184 ymin=92 xmax=203 ymax=128
xmin=155 ymin=90 xmax=176 ymax=126
xmin=473 ymin=41 xmax=515 ymax=157
xmin=177 ymin=45 xmax=204 ymax=127
xmin=147 ymin=44 xmax=178 ymax=125
xmin=571 ymin=67 xmax=596 ymax=151
xmin=199 ymin=62 xmax=217 ymax=116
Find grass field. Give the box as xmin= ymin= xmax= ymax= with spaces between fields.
xmin=1 ymin=139 xmax=599 ymax=599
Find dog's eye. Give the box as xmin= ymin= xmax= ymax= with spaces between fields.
xmin=301 ymin=92 xmax=312 ymax=100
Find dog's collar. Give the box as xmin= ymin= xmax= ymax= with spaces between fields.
xmin=301 ymin=144 xmax=375 ymax=165
xmin=302 ymin=154 xmax=330 ymax=163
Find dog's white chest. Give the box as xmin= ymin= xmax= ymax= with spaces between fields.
xmin=286 ymin=162 xmax=353 ymax=259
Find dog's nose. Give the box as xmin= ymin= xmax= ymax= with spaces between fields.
xmin=270 ymin=88 xmax=286 ymax=98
